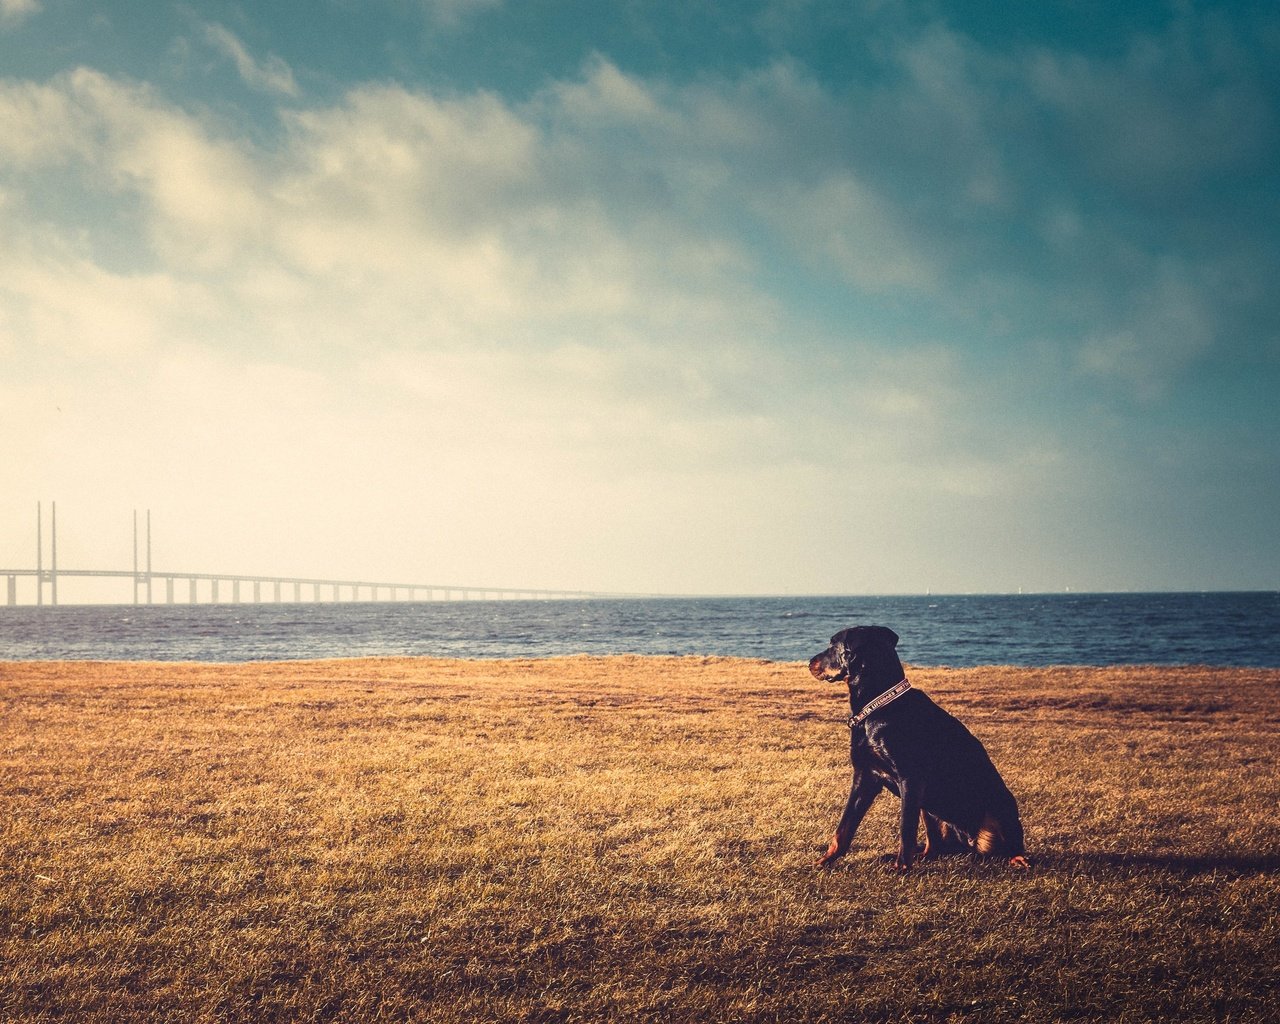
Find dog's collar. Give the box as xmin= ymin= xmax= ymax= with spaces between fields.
xmin=847 ymin=678 xmax=912 ymax=729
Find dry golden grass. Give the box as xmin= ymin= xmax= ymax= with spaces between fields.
xmin=2 ymin=657 xmax=1278 ymax=1023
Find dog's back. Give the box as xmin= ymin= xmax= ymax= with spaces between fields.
xmin=866 ymin=690 xmax=1023 ymax=854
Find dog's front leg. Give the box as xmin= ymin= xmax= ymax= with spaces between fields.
xmin=817 ymin=772 xmax=881 ymax=868
xmin=895 ymin=779 xmax=925 ymax=871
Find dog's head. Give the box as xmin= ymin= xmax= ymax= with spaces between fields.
xmin=808 ymin=626 xmax=902 ymax=688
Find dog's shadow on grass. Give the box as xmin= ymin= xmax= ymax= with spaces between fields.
xmin=1029 ymin=850 xmax=1280 ymax=879
xmin=864 ymin=849 xmax=1280 ymax=878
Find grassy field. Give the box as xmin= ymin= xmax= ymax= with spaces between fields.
xmin=2 ymin=656 xmax=1278 ymax=1023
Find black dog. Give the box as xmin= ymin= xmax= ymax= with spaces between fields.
xmin=809 ymin=625 xmax=1030 ymax=871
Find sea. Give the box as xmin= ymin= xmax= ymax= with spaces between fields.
xmin=0 ymin=592 xmax=1277 ymax=667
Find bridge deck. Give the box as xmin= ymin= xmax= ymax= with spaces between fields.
xmin=1 ymin=567 xmax=621 ymax=605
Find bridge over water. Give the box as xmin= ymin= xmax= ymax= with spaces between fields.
xmin=4 ymin=504 xmax=619 ymax=606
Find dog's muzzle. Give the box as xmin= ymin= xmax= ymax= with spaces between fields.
xmin=808 ymin=651 xmax=846 ymax=682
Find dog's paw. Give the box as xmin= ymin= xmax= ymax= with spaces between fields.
xmin=816 ymin=835 xmax=850 ymax=869
xmin=816 ymin=845 xmax=845 ymax=869
xmin=1009 ymin=855 xmax=1032 ymax=870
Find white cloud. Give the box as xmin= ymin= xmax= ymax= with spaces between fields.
xmin=0 ymin=58 xmax=1048 ymax=409
xmin=75 ymin=70 xmax=268 ymax=268
xmin=548 ymin=57 xmax=666 ymax=124
xmin=761 ymin=174 xmax=937 ymax=292
xmin=0 ymin=247 xmax=211 ymax=360
xmin=1026 ymin=22 xmax=1274 ymax=199
xmin=0 ymin=78 xmax=91 ymax=167
xmin=1077 ymin=260 xmax=1215 ymax=400
xmin=0 ymin=0 xmax=39 ymax=26
xmin=417 ymin=0 xmax=501 ymax=28
xmin=202 ymin=23 xmax=298 ymax=97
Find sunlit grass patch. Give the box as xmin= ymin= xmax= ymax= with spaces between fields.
xmin=2 ymin=657 xmax=1278 ymax=1022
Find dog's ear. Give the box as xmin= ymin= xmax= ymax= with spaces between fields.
xmin=865 ymin=626 xmax=899 ymax=649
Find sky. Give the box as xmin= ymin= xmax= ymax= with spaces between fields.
xmin=1 ymin=0 xmax=1278 ymax=599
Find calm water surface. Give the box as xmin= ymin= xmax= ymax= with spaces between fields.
xmin=1 ymin=593 xmax=1277 ymax=666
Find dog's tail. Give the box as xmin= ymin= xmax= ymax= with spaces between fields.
xmin=975 ymin=814 xmax=1004 ymax=855
xmin=976 ymin=803 xmax=1028 ymax=862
